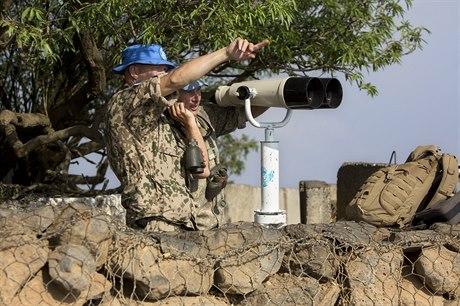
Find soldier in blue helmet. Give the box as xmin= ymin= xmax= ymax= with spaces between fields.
xmin=105 ymin=38 xmax=269 ymax=232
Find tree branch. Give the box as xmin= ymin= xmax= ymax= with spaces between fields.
xmin=0 ymin=0 xmax=14 ymax=49
xmin=48 ymin=32 xmax=106 ymax=128
xmin=78 ymin=32 xmax=106 ymax=96
xmin=0 ymin=110 xmax=103 ymax=158
xmin=22 ymin=125 xmax=103 ymax=157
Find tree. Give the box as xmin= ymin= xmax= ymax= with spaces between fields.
xmin=218 ymin=134 xmax=258 ymax=177
xmin=0 ymin=0 xmax=427 ymax=196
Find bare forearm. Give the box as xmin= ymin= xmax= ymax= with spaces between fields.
xmin=161 ymin=48 xmax=228 ymax=96
xmin=160 ymin=38 xmax=270 ymax=96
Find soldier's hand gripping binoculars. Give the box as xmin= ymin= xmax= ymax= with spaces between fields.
xmin=213 ymin=77 xmax=342 ymax=109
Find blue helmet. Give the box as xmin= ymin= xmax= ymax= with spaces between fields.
xmin=113 ymin=44 xmax=176 ymax=74
xmin=182 ymin=79 xmax=208 ymax=91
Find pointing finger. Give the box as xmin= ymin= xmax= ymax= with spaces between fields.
xmin=252 ymin=39 xmax=270 ymax=51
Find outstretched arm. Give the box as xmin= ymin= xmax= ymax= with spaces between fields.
xmin=160 ymin=38 xmax=269 ymax=96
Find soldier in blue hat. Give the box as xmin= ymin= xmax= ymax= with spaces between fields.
xmin=105 ymin=38 xmax=269 ymax=232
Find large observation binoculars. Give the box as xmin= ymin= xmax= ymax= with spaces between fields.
xmin=214 ymin=76 xmax=342 ymax=109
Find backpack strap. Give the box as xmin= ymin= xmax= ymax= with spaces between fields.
xmin=425 ymin=153 xmax=459 ymax=208
xmin=406 ymin=145 xmax=440 ymax=162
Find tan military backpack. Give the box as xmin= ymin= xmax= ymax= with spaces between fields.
xmin=345 ymin=145 xmax=458 ymax=227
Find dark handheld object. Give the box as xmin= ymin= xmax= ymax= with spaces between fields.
xmin=185 ymin=139 xmax=205 ymax=174
xmin=206 ymin=165 xmax=228 ymax=201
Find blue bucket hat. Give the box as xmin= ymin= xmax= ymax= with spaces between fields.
xmin=182 ymin=79 xmax=208 ymax=91
xmin=113 ymin=44 xmax=177 ymax=74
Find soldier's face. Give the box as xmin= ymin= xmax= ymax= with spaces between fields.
xmin=178 ymin=88 xmax=201 ymax=116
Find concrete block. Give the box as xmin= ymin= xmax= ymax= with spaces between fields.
xmin=299 ymin=180 xmax=336 ymax=224
xmin=336 ymin=162 xmax=388 ymax=220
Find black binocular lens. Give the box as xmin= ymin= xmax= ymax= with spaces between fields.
xmin=283 ymin=77 xmax=342 ymax=109
xmin=283 ymin=77 xmax=324 ymax=109
xmin=320 ymin=78 xmax=343 ymax=109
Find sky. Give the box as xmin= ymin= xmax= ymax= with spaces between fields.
xmin=230 ymin=0 xmax=460 ymax=188
xmin=70 ymin=0 xmax=459 ymax=190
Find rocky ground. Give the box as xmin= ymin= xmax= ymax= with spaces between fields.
xmin=0 ymin=195 xmax=459 ymax=306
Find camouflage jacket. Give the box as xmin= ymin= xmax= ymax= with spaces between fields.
xmin=105 ymin=75 xmax=246 ymax=230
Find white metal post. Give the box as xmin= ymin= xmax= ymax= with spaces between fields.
xmin=261 ymin=128 xmax=279 ymax=211
xmin=254 ymin=127 xmax=286 ymax=226
xmin=243 ymin=91 xmax=289 ymax=227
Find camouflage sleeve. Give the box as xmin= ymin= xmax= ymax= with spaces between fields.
xmin=130 ymin=73 xmax=178 ymax=111
xmin=202 ymin=104 xmax=247 ymax=137
xmin=105 ymin=73 xmax=178 ymax=182
xmin=119 ymin=74 xmax=178 ymax=139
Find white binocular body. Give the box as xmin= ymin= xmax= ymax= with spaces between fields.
xmin=214 ymin=76 xmax=342 ymax=109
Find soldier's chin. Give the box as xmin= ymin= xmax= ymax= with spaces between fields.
xmin=190 ymin=107 xmax=199 ymax=115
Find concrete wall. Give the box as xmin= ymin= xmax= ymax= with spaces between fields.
xmin=225 ymin=162 xmax=382 ymax=226
xmin=225 ymin=184 xmax=301 ymax=224
xmin=225 ymin=181 xmax=336 ymax=225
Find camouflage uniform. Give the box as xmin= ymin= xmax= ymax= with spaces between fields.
xmin=105 ymin=74 xmax=246 ymax=230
